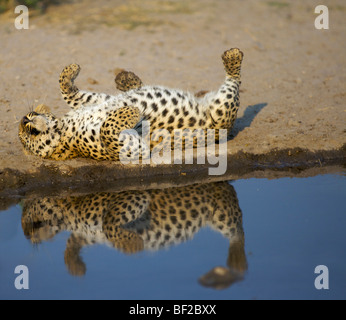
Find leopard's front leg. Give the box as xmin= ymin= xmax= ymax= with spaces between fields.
xmin=59 ymin=64 xmax=115 ymax=109
xmin=102 ymin=191 xmax=150 ymax=254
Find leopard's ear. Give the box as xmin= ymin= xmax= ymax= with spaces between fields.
xmin=34 ymin=104 xmax=51 ymax=114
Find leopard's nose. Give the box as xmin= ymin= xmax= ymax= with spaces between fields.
xmin=22 ymin=116 xmax=31 ymax=125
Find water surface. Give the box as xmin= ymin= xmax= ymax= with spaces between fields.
xmin=0 ymin=173 xmax=345 ymax=300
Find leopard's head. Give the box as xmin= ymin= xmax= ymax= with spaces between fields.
xmin=18 ymin=104 xmax=62 ymax=159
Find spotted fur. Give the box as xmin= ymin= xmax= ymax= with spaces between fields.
xmin=21 ymin=182 xmax=246 ymax=277
xmin=115 ymin=70 xmax=143 ymax=92
xmin=18 ymin=48 xmax=243 ymax=161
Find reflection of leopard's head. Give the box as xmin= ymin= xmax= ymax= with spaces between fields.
xmin=21 ymin=197 xmax=64 ymax=244
xmin=18 ymin=104 xmax=61 ymax=159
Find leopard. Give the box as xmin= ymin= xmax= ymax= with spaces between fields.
xmin=21 ymin=181 xmax=247 ymax=287
xmin=18 ymin=48 xmax=244 ymax=162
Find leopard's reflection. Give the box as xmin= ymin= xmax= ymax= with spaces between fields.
xmin=21 ymin=181 xmax=247 ymax=288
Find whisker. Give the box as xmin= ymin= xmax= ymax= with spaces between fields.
xmin=25 ymin=98 xmax=33 ymax=112
xmin=42 ymin=93 xmax=48 ymax=106
xmin=23 ymin=91 xmax=35 ymax=113
xmin=24 ymin=93 xmax=30 ymax=112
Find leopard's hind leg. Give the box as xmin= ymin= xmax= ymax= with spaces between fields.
xmin=204 ymin=48 xmax=244 ymax=135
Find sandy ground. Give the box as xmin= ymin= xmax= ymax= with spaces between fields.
xmin=0 ymin=0 xmax=345 ymax=194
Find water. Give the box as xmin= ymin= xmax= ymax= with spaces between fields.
xmin=0 ymin=173 xmax=345 ymax=300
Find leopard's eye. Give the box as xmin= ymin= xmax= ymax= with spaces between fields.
xmin=29 ymin=111 xmax=39 ymax=117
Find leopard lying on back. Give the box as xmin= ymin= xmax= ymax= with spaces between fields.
xmin=18 ymin=48 xmax=244 ymax=161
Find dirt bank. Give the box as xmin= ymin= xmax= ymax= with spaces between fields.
xmin=0 ymin=0 xmax=345 ymax=195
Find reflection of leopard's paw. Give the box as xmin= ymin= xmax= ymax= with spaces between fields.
xmin=199 ymin=266 xmax=243 ymax=290
xmin=221 ymin=48 xmax=244 ymax=79
xmin=64 ymin=249 xmax=86 ymax=277
xmin=115 ymin=71 xmax=143 ymax=92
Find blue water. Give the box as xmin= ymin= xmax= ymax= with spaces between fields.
xmin=0 ymin=173 xmax=345 ymax=300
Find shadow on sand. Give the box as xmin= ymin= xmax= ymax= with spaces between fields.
xmin=230 ymin=102 xmax=268 ymax=139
